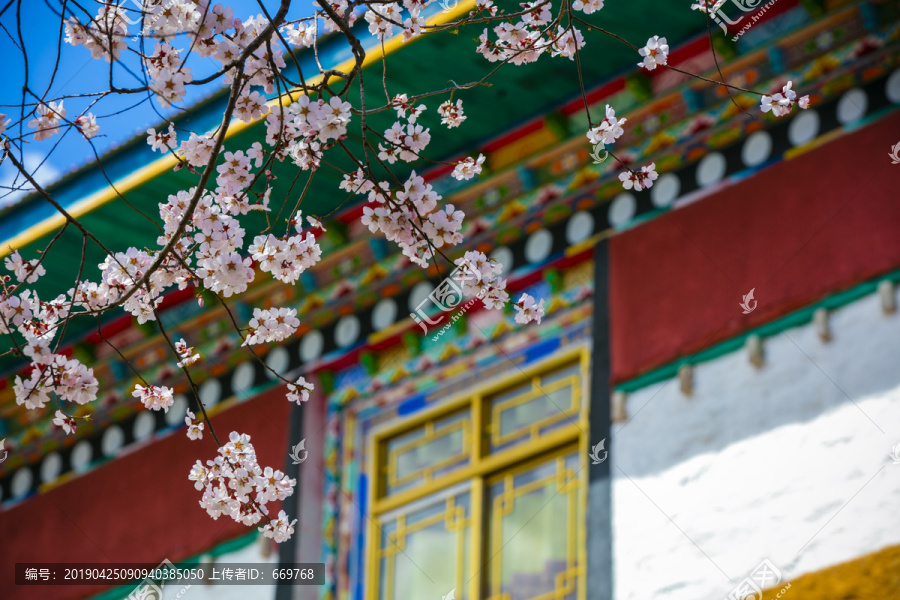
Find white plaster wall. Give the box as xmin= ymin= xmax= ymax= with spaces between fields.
xmin=152 ymin=539 xmax=278 ymax=600
xmin=611 ymin=291 xmax=900 ymax=600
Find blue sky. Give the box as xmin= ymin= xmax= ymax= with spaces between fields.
xmin=0 ymin=0 xmax=314 ymax=208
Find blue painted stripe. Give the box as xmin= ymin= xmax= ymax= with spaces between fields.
xmin=522 ymin=337 xmax=561 ymax=365
xmin=398 ymin=393 xmax=427 ymax=415
xmin=355 ymin=473 xmax=368 ymax=600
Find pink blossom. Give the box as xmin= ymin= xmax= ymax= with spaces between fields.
xmin=176 ymin=338 xmax=201 ymax=368
xmin=242 ymin=307 xmax=300 ymax=346
xmin=53 ymin=410 xmax=77 ymax=436
xmin=132 ymin=384 xmax=175 ymax=412
xmin=438 ymin=100 xmax=466 ymax=128
xmin=191 ymin=431 xmax=296 ymax=542
xmin=514 ymin=293 xmax=546 ymax=325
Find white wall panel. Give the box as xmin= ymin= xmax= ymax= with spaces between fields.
xmin=612 ymin=291 xmax=900 ymax=600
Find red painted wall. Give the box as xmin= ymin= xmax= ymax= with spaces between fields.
xmin=0 ymin=385 xmax=292 ymax=600
xmin=609 ymin=111 xmax=900 ymax=383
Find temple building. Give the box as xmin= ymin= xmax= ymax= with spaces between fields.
xmin=1 ymin=0 xmax=900 ymax=599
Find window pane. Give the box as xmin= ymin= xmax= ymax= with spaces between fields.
xmin=487 ymin=364 xmax=581 ymax=453
xmin=486 ymin=453 xmax=582 ymax=600
xmin=385 ymin=410 xmax=471 ymax=495
xmin=540 ymin=363 xmax=580 ymax=387
xmin=378 ymin=491 xmax=471 ymax=600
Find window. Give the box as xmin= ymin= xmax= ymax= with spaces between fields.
xmin=368 ymin=348 xmax=589 ymax=600
xmin=385 ymin=410 xmax=472 ymax=495
xmin=487 ymin=452 xmax=581 ymax=600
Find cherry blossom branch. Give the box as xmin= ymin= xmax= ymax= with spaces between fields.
xmin=150 ymin=298 xmax=222 ymax=448
xmin=2 ymin=150 xmax=119 ymax=258
xmin=0 ymin=0 xmax=818 ymax=546
xmin=569 ymin=16 xmax=763 ymax=97
xmin=81 ymin=77 xmax=245 ymax=314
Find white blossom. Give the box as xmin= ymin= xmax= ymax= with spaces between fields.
xmin=287 ymin=377 xmax=314 ymax=404
xmin=760 ymin=81 xmax=811 ymax=118
xmin=5 ymin=250 xmax=46 ymax=283
xmin=242 ymin=307 xmax=300 ymax=346
xmin=638 ymin=36 xmax=669 ymax=71
xmin=185 ymin=409 xmax=204 ymax=440
xmin=587 ymin=105 xmax=626 ymax=146
xmin=74 ymin=113 xmax=101 ymax=138
xmin=28 ymin=101 xmax=66 ymax=141
xmin=451 ymin=154 xmax=486 ymax=181
xmin=619 ymin=162 xmax=659 ymax=191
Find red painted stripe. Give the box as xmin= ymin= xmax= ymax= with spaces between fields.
xmin=424 ymin=162 xmax=456 ymax=182
xmin=84 ymin=313 xmax=133 ymax=344
xmin=608 ymin=111 xmax=900 ymax=383
xmin=0 ymin=384 xmax=293 ymax=600
xmin=560 ymin=79 xmax=627 ymax=117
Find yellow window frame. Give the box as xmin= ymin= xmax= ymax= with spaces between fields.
xmin=486 ymin=447 xmax=583 ymax=600
xmin=385 ymin=411 xmax=472 ymax=491
xmin=487 ymin=366 xmax=582 ymax=450
xmin=366 ymin=345 xmax=591 ymax=600
xmin=376 ymin=484 xmax=472 ymax=600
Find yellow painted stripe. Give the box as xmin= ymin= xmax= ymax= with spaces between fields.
xmin=565 ymin=231 xmax=606 ymax=256
xmin=782 ymin=127 xmax=844 ymax=161
xmin=759 ymin=543 xmax=900 ymax=599
xmin=1 ymin=1 xmax=476 ymax=257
